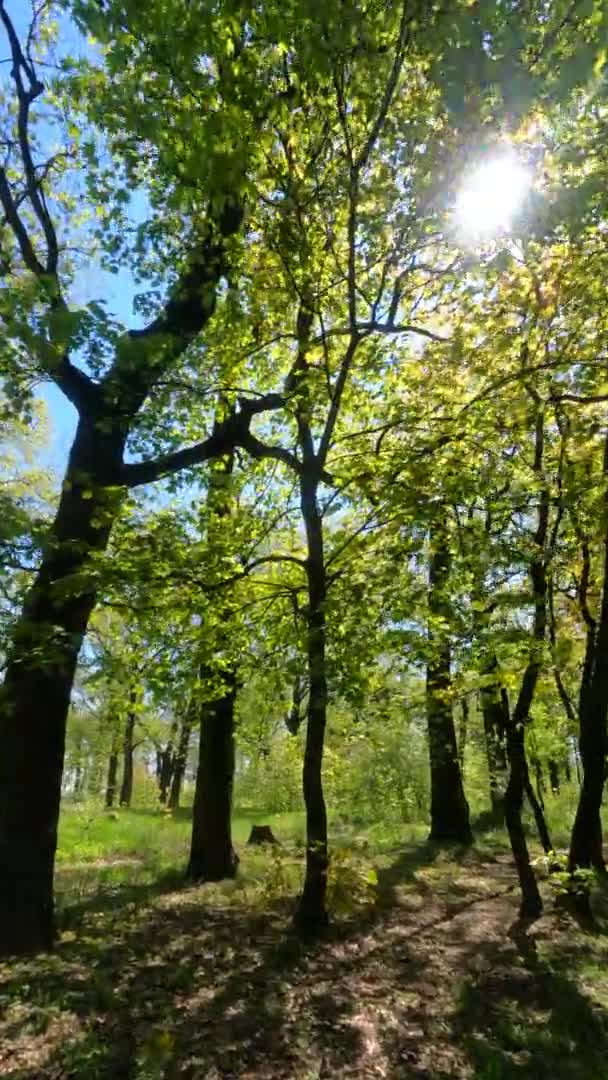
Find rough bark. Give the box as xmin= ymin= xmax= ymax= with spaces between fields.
xmin=105 ymin=750 xmax=119 ymax=809
xmin=187 ymin=681 xmax=239 ymax=882
xmin=295 ymin=473 xmax=330 ymax=930
xmin=426 ymin=517 xmax=472 ymax=846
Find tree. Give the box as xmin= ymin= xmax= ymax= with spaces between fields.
xmin=0 ymin=0 xmax=286 ymax=955
xmin=187 ymin=452 xmax=240 ymax=882
xmin=568 ymin=433 xmax=608 ymax=878
xmin=426 ymin=510 xmax=472 ymax=844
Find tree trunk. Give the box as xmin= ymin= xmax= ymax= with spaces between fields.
xmin=503 ymin=400 xmax=553 ymax=914
xmin=105 ymin=750 xmax=119 ymax=809
xmin=524 ymin=773 xmax=553 ymax=855
xmin=187 ymin=681 xmax=238 ymax=881
xmin=158 ymin=725 xmax=177 ymax=804
xmin=295 ymin=475 xmax=330 ymax=931
xmin=426 ymin=517 xmax=472 ymax=846
xmin=73 ymin=764 xmax=83 ymax=797
xmin=0 ymin=420 xmax=124 ymax=956
xmin=119 ymin=697 xmax=137 ymax=807
xmin=168 ymin=703 xmax=194 ymax=810
xmin=457 ymin=697 xmax=469 ymax=772
xmin=285 ymin=674 xmax=307 ymax=735
xmin=548 ymin=759 xmax=560 ymax=794
xmin=569 ymin=480 xmax=608 ymax=874
xmin=504 ymin=724 xmax=544 ymax=919
xmin=531 ymin=756 xmax=545 ymax=808
xmin=480 ymin=676 xmax=508 ymax=821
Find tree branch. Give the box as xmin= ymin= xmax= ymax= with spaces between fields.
xmin=355 ymin=0 xmax=411 ymax=171
xmin=121 ymin=393 xmax=288 ymax=487
xmin=106 ymin=201 xmax=244 ymax=415
xmin=0 ymin=0 xmax=59 ymax=274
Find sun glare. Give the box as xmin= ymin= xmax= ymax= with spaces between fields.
xmin=455 ymin=151 xmax=531 ymax=242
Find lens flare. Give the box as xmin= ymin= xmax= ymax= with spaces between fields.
xmin=455 ymin=152 xmax=531 ymax=241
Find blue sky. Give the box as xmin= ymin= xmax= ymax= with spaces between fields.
xmin=40 ymin=263 xmax=141 ymax=476
xmin=1 ymin=2 xmax=144 ymax=477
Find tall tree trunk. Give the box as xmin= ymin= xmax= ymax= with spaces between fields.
xmin=503 ymin=400 xmax=552 ymax=915
xmin=426 ymin=516 xmax=472 ymax=845
xmin=480 ymin=675 xmax=509 ymax=821
xmin=504 ymin=723 xmax=544 ymax=918
xmin=0 ymin=420 xmax=124 ymax=956
xmin=158 ymin=722 xmax=177 ymax=804
xmin=73 ymin=764 xmax=83 ymax=797
xmin=524 ymin=772 xmax=553 ymax=854
xmin=119 ymin=695 xmax=137 ymax=808
xmin=296 ymin=474 xmax=330 ymax=930
xmin=285 ymin=674 xmax=307 ymax=735
xmin=457 ymin=697 xmax=469 ymax=771
xmin=105 ymin=750 xmax=119 ymax=809
xmin=168 ymin=702 xmax=194 ymax=810
xmin=531 ymin=756 xmax=546 ymax=808
xmin=187 ymin=450 xmax=238 ymax=882
xmin=569 ymin=505 xmax=608 ymax=873
xmin=188 ymin=680 xmax=238 ymax=881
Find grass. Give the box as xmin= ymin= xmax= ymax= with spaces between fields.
xmin=1 ymin=797 xmax=607 ymax=1079
xmin=54 ymin=803 xmax=311 ymax=921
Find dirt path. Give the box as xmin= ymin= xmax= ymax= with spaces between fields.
xmin=1 ymin=849 xmax=607 ymax=1079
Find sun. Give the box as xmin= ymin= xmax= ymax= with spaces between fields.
xmin=455 ymin=150 xmax=531 ymax=242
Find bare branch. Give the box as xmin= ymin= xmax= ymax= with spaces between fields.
xmin=0 ymin=0 xmax=59 ymax=274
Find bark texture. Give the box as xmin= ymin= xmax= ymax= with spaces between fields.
xmin=187 ymin=682 xmax=239 ymax=882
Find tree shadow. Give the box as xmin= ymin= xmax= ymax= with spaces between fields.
xmin=56 ymin=865 xmax=187 ymax=926
xmin=452 ymin=917 xmax=608 ymax=1079
xmin=3 ymin=840 xmax=608 ymax=1079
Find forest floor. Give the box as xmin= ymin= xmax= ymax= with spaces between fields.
xmin=1 ymin=807 xmax=608 ymax=1079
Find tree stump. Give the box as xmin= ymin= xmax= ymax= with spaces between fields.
xmin=247 ymin=824 xmax=280 ymax=846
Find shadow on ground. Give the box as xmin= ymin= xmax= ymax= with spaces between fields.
xmin=1 ymin=843 xmax=607 ymax=1079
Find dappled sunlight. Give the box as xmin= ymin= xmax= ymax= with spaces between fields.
xmin=2 ymin=843 xmax=608 ymax=1077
